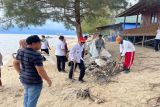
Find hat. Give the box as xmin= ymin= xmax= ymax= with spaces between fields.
xmin=116 ymin=36 xmax=122 ymax=44
xmin=79 ymin=37 xmax=86 ymax=43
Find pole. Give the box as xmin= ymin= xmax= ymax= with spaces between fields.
xmin=142 ymin=36 xmax=145 ymax=47
xmin=136 ymin=13 xmax=139 ymax=28
xmin=124 ymin=16 xmax=126 ymax=29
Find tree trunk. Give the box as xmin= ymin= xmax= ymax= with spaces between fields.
xmin=75 ymin=0 xmax=82 ymax=38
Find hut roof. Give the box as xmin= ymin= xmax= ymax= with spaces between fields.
xmin=117 ymin=0 xmax=160 ymax=17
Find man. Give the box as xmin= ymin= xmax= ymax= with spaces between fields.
xmin=41 ymin=35 xmax=51 ymax=54
xmin=55 ymin=36 xmax=66 ymax=72
xmin=68 ymin=37 xmax=86 ymax=83
xmin=154 ymin=26 xmax=160 ymax=51
xmin=95 ymin=34 xmax=105 ymax=55
xmin=13 ymin=35 xmax=52 ymax=107
xmin=116 ymin=36 xmax=135 ymax=73
xmin=0 ymin=52 xmax=3 ymax=86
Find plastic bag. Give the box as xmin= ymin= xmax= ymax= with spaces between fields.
xmin=101 ymin=49 xmax=112 ymax=58
xmin=88 ymin=42 xmax=99 ymax=58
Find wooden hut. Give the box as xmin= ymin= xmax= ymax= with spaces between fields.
xmin=117 ymin=0 xmax=160 ymax=46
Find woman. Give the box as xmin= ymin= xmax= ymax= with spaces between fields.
xmin=12 ymin=39 xmax=27 ymax=59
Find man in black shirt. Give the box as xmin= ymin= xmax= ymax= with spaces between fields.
xmin=13 ymin=35 xmax=52 ymax=107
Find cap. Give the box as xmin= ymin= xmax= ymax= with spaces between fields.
xmin=79 ymin=37 xmax=86 ymax=43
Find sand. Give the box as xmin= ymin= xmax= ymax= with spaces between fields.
xmin=1 ymin=39 xmax=160 ymax=107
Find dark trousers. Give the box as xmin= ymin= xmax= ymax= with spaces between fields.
xmin=0 ymin=69 xmax=2 ymax=86
xmin=154 ymin=39 xmax=160 ymax=51
xmin=69 ymin=60 xmax=85 ymax=81
xmin=41 ymin=49 xmax=49 ymax=54
xmin=56 ymin=55 xmax=66 ymax=72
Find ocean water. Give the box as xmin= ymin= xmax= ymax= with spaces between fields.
xmin=0 ymin=34 xmax=75 ymax=65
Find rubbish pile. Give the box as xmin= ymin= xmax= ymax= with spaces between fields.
xmin=62 ymin=88 xmax=105 ymax=104
xmin=85 ymin=56 xmax=123 ymax=84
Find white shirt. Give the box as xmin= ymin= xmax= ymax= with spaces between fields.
xmin=120 ymin=40 xmax=135 ymax=56
xmin=69 ymin=43 xmax=84 ymax=63
xmin=41 ymin=39 xmax=49 ymax=49
xmin=55 ymin=40 xmax=65 ymax=56
xmin=155 ymin=29 xmax=160 ymax=40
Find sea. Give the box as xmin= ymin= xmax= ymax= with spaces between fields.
xmin=0 ymin=34 xmax=75 ymax=65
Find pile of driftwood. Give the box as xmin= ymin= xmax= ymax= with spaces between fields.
xmin=61 ymin=88 xmax=105 ymax=104
xmin=85 ymin=56 xmax=123 ymax=84
xmin=76 ymin=88 xmax=105 ymax=104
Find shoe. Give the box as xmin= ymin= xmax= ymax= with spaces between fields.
xmin=79 ymin=79 xmax=86 ymax=83
xmin=68 ymin=78 xmax=74 ymax=83
xmin=124 ymin=69 xmax=130 ymax=74
xmin=61 ymin=70 xmax=66 ymax=72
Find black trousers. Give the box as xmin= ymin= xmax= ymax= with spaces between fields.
xmin=56 ymin=55 xmax=66 ymax=72
xmin=154 ymin=39 xmax=160 ymax=51
xmin=69 ymin=60 xmax=85 ymax=81
xmin=0 ymin=69 xmax=2 ymax=86
xmin=41 ymin=49 xmax=49 ymax=54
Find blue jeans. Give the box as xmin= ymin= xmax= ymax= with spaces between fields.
xmin=22 ymin=83 xmax=43 ymax=107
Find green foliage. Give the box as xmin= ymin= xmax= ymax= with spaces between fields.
xmin=1 ymin=0 xmax=128 ymax=33
xmin=82 ymin=16 xmax=112 ymax=34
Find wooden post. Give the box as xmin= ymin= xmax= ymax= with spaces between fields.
xmin=133 ymin=36 xmax=136 ymax=44
xmin=136 ymin=14 xmax=139 ymax=28
xmin=124 ymin=16 xmax=126 ymax=29
xmin=142 ymin=36 xmax=145 ymax=47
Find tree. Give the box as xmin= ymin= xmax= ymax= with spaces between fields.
xmin=82 ymin=16 xmax=112 ymax=34
xmin=1 ymin=0 xmax=128 ymax=38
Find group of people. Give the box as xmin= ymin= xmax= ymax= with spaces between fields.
xmin=0 ymin=34 xmax=136 ymax=107
xmin=55 ymin=35 xmax=86 ymax=82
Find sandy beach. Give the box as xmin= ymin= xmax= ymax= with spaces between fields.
xmin=1 ymin=38 xmax=160 ymax=107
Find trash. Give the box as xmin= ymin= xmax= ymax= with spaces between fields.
xmin=86 ymin=56 xmax=123 ymax=84
xmin=61 ymin=88 xmax=105 ymax=104
xmin=101 ymin=49 xmax=112 ymax=58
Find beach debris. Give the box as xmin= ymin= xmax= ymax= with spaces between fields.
xmin=149 ymin=83 xmax=160 ymax=91
xmin=61 ymin=88 xmax=105 ymax=104
xmin=147 ymin=96 xmax=160 ymax=107
xmin=86 ymin=56 xmax=123 ymax=84
xmin=76 ymin=88 xmax=105 ymax=104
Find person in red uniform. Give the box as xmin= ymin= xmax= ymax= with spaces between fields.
xmin=116 ymin=36 xmax=135 ymax=73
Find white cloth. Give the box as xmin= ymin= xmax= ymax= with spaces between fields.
xmin=69 ymin=43 xmax=84 ymax=63
xmin=155 ymin=29 xmax=160 ymax=40
xmin=120 ymin=40 xmax=135 ymax=56
xmin=55 ymin=40 xmax=65 ymax=56
xmin=41 ymin=39 xmax=49 ymax=49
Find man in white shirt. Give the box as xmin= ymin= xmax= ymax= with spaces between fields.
xmin=55 ymin=36 xmax=66 ymax=72
xmin=41 ymin=35 xmax=51 ymax=54
xmin=68 ymin=37 xmax=86 ymax=82
xmin=154 ymin=27 xmax=160 ymax=51
xmin=116 ymin=36 xmax=135 ymax=73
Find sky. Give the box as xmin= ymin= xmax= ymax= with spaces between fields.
xmin=0 ymin=0 xmax=138 ymax=35
xmin=0 ymin=20 xmax=76 ymax=35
